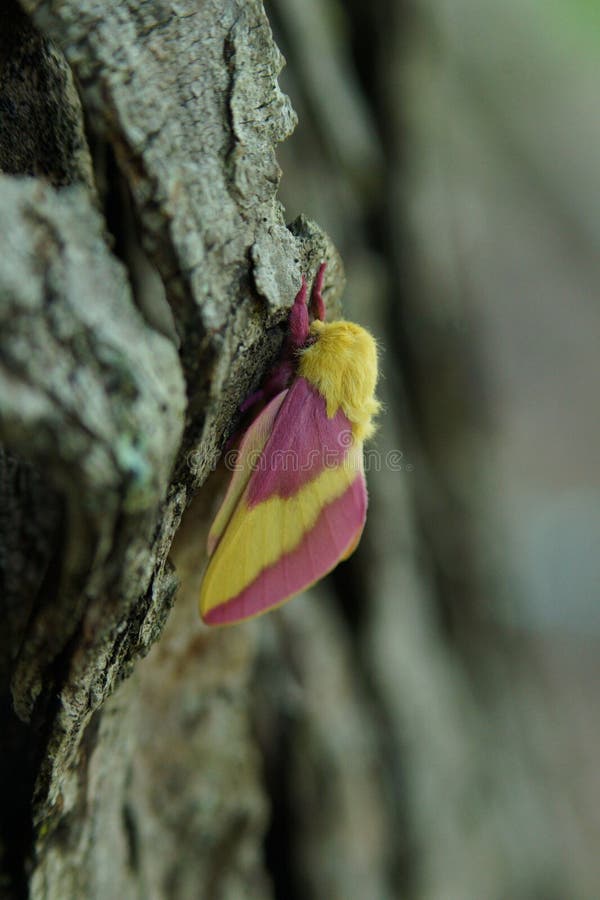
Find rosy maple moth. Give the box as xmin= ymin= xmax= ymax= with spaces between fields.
xmin=200 ymin=263 xmax=379 ymax=625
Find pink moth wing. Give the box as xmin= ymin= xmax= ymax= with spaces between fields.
xmin=200 ymin=377 xmax=367 ymax=625
xmin=207 ymin=390 xmax=288 ymax=556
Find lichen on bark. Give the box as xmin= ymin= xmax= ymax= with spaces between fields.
xmin=0 ymin=1 xmax=338 ymax=896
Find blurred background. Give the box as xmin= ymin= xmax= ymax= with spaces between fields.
xmin=253 ymin=0 xmax=600 ymax=897
xmin=3 ymin=1 xmax=599 ymax=897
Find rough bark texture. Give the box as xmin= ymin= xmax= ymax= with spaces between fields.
xmin=0 ymin=1 xmax=340 ymax=896
xmin=4 ymin=1 xmax=598 ymax=899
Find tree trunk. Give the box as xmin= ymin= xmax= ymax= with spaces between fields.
xmin=0 ymin=2 xmax=341 ymax=896
xmin=3 ymin=1 xmax=600 ymax=899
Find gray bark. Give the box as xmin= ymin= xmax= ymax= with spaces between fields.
xmin=5 ymin=1 xmax=596 ymax=899
xmin=0 ymin=2 xmax=340 ymax=896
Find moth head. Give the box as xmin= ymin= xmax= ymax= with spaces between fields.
xmin=299 ymin=320 xmax=380 ymax=441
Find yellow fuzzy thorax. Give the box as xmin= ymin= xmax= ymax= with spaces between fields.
xmin=298 ymin=320 xmax=380 ymax=441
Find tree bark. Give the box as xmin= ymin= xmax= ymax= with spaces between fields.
xmin=5 ymin=2 xmax=597 ymax=899
xmin=0 ymin=2 xmax=340 ymax=896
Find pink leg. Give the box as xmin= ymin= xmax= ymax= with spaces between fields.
xmin=239 ymin=387 xmax=266 ymax=414
xmin=310 ymin=261 xmax=327 ymax=322
xmin=237 ymin=268 xmax=321 ymax=425
xmin=240 ymin=358 xmax=295 ymax=415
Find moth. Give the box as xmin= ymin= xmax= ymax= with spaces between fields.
xmin=200 ymin=263 xmax=379 ymax=625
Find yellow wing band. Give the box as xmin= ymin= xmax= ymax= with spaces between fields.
xmin=200 ymin=446 xmax=362 ymax=617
